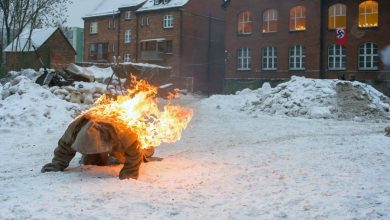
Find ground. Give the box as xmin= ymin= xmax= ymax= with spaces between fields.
xmin=0 ymin=93 xmax=389 ymax=219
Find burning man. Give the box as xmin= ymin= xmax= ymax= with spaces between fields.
xmin=41 ymin=113 xmax=155 ymax=180
xmin=42 ymin=76 xmax=193 ymax=180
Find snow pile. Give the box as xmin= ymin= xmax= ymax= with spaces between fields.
xmin=69 ymin=64 xmax=113 ymax=82
xmin=0 ymin=76 xmax=83 ymax=128
xmin=238 ymin=76 xmax=390 ymax=122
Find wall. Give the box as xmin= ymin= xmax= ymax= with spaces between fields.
xmin=225 ymin=0 xmax=322 ymax=79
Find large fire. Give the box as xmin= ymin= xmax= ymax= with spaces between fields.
xmin=81 ymin=76 xmax=193 ymax=149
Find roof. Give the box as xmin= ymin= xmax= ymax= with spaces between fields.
xmin=137 ymin=0 xmax=189 ymax=12
xmin=84 ymin=0 xmax=146 ymax=18
xmin=4 ymin=28 xmax=58 ymax=52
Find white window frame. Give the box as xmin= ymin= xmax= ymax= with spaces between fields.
xmin=329 ymin=4 xmax=347 ymax=29
xmin=262 ymin=46 xmax=277 ymax=70
xmin=124 ymin=54 xmax=131 ymax=63
xmin=328 ymin=44 xmax=346 ymax=70
xmin=289 ymin=45 xmax=305 ymax=70
xmin=290 ymin=6 xmax=306 ymax=31
xmin=125 ymin=30 xmax=131 ymax=43
xmin=90 ymin=22 xmax=98 ymax=34
xmin=125 ymin=11 xmax=132 ymax=20
xmin=263 ymin=9 xmax=278 ymax=33
xmin=237 ymin=48 xmax=252 ymax=71
xmin=359 ymin=42 xmax=379 ymax=70
xmin=163 ymin=15 xmax=173 ymax=28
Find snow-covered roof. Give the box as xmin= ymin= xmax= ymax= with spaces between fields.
xmin=4 ymin=28 xmax=58 ymax=52
xmin=84 ymin=0 xmax=146 ymax=18
xmin=137 ymin=0 xmax=189 ymax=12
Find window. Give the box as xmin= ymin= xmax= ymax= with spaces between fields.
xmin=263 ymin=9 xmax=278 ymax=33
xmin=125 ymin=11 xmax=132 ymax=20
xmin=125 ymin=30 xmax=131 ymax=43
xmin=140 ymin=17 xmax=150 ymax=27
xmin=166 ymin=40 xmax=173 ymax=53
xmin=163 ymin=15 xmax=173 ymax=28
xmin=329 ymin=4 xmax=347 ymax=29
xmin=289 ymin=45 xmax=305 ymax=70
xmin=237 ymin=48 xmax=252 ymax=70
xmin=124 ymin=54 xmax=131 ymax=62
xmin=290 ymin=6 xmax=306 ymax=31
xmin=359 ymin=42 xmax=379 ymax=70
xmin=237 ymin=11 xmax=253 ymax=34
xmin=90 ymin=22 xmax=98 ymax=34
xmin=262 ymin=47 xmax=277 ymax=70
xmin=359 ymin=1 xmax=378 ymax=28
xmin=328 ymin=44 xmax=346 ymax=70
xmin=89 ymin=43 xmax=108 ymax=60
xmin=154 ymin=0 xmax=170 ymax=5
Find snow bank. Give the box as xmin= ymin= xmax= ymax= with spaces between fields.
xmin=230 ymin=76 xmax=390 ymax=122
xmin=0 ymin=76 xmax=83 ymax=128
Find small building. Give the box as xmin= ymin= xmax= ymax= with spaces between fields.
xmin=4 ymin=27 xmax=76 ymax=71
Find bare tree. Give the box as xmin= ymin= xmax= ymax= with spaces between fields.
xmin=0 ymin=0 xmax=72 ymax=48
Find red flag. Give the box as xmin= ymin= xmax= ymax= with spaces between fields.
xmin=336 ymin=28 xmax=347 ymax=46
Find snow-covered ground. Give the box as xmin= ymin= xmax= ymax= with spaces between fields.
xmin=0 ymin=73 xmax=389 ymax=219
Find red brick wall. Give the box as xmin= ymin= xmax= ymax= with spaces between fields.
xmin=321 ymin=0 xmax=390 ymax=80
xmin=136 ymin=9 xmax=182 ymax=76
xmin=225 ymin=0 xmax=322 ymax=79
xmin=83 ymin=15 xmax=120 ymax=63
xmin=118 ymin=7 xmax=139 ymax=62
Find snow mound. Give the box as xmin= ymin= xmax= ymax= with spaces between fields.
xmin=0 ymin=76 xmax=83 ymax=128
xmin=236 ymin=76 xmax=390 ymax=122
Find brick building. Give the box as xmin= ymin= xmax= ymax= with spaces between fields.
xmin=83 ymin=0 xmax=225 ymax=93
xmin=224 ymin=0 xmax=390 ymax=92
xmin=4 ymin=28 xmax=76 ymax=71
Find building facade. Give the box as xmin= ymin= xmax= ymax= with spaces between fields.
xmin=224 ymin=0 xmax=390 ymax=91
xmin=83 ymin=0 xmax=225 ymax=93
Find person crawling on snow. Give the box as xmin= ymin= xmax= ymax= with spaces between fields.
xmin=41 ymin=113 xmax=155 ymax=180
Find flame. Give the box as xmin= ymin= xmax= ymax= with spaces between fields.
xmin=81 ymin=76 xmax=193 ymax=149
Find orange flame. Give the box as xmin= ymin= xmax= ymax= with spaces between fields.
xmin=81 ymin=76 xmax=193 ymax=149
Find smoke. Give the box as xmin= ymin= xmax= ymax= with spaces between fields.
xmin=381 ymin=45 xmax=390 ymax=67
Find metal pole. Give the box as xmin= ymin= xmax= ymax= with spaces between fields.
xmin=207 ymin=14 xmax=212 ymax=96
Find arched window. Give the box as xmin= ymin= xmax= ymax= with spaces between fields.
xmin=289 ymin=45 xmax=305 ymax=70
xmin=237 ymin=11 xmax=253 ymax=34
xmin=290 ymin=6 xmax=306 ymax=31
xmin=237 ymin=47 xmax=252 ymax=70
xmin=328 ymin=44 xmax=346 ymax=70
xmin=263 ymin=9 xmax=278 ymax=33
xmin=329 ymin=4 xmax=347 ymax=29
xmin=262 ymin=46 xmax=277 ymax=70
xmin=359 ymin=1 xmax=378 ymax=28
xmin=359 ymin=43 xmax=379 ymax=70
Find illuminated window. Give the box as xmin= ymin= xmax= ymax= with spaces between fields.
xmin=359 ymin=1 xmax=378 ymax=28
xmin=289 ymin=45 xmax=305 ymax=70
xmin=329 ymin=4 xmax=347 ymax=29
xmin=237 ymin=48 xmax=252 ymax=70
xmin=359 ymin=43 xmax=379 ymax=70
xmin=290 ymin=6 xmax=306 ymax=31
xmin=263 ymin=9 xmax=278 ymax=33
xmin=237 ymin=11 xmax=253 ymax=34
xmin=328 ymin=44 xmax=346 ymax=70
xmin=262 ymin=46 xmax=277 ymax=70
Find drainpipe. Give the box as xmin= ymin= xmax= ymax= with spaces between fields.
xmin=319 ymin=0 xmax=325 ymax=79
xmin=179 ymin=9 xmax=183 ymax=77
xmin=135 ymin=10 xmax=139 ymax=62
xmin=116 ymin=12 xmax=121 ymax=60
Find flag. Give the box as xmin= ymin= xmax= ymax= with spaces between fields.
xmin=336 ymin=28 xmax=347 ymax=46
